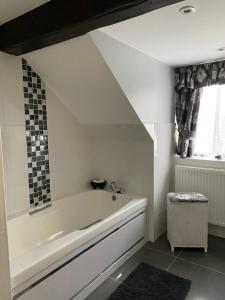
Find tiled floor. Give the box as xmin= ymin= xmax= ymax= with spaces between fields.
xmin=86 ymin=234 xmax=225 ymax=300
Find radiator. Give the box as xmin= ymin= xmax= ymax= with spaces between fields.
xmin=175 ymin=165 xmax=225 ymax=227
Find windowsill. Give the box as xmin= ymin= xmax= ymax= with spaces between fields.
xmin=174 ymin=155 xmax=225 ymax=169
xmin=175 ymin=155 xmax=225 ymax=162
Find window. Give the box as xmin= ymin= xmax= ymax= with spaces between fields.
xmin=194 ymin=85 xmax=225 ymax=158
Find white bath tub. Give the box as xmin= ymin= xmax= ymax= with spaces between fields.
xmin=8 ymin=190 xmax=147 ymax=299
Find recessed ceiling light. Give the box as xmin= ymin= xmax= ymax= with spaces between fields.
xmin=179 ymin=6 xmax=196 ymax=15
xmin=216 ymin=47 xmax=225 ymax=52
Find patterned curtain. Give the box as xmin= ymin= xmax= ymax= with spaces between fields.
xmin=175 ymin=60 xmax=225 ymax=158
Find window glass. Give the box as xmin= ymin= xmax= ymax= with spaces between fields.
xmin=194 ymin=85 xmax=225 ymax=158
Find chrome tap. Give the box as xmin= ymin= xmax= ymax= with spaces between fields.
xmin=106 ymin=181 xmax=125 ymax=194
xmin=111 ymin=181 xmax=117 ymax=193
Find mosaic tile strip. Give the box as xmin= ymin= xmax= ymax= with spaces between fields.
xmin=22 ymin=59 xmax=51 ymax=208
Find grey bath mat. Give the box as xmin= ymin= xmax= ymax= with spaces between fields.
xmin=107 ymin=263 xmax=191 ymax=300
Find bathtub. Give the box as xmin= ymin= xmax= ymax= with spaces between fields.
xmin=8 ymin=190 xmax=148 ymax=300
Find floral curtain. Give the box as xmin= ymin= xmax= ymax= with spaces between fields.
xmin=175 ymin=60 xmax=225 ymax=158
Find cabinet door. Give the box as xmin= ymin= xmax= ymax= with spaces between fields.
xmin=17 ymin=213 xmax=145 ymax=300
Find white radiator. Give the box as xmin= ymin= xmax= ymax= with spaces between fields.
xmin=175 ymin=165 xmax=225 ymax=227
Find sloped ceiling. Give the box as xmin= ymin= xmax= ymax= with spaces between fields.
xmin=24 ymin=34 xmax=141 ymax=126
xmin=90 ymin=30 xmax=174 ymax=124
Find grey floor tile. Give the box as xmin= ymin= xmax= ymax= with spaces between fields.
xmin=110 ymin=246 xmax=175 ymax=283
xmin=169 ymin=258 xmax=225 ymax=300
xmin=179 ymin=235 xmax=225 ymax=274
xmin=86 ymin=235 xmax=225 ymax=300
xmin=145 ymin=233 xmax=182 ymax=256
xmin=85 ymin=278 xmax=120 ymax=300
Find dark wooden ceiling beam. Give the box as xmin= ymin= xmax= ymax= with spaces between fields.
xmin=0 ymin=0 xmax=183 ymax=56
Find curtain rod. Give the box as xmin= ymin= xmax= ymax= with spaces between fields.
xmin=175 ymin=56 xmax=225 ymax=69
xmin=199 ymin=57 xmax=225 ymax=65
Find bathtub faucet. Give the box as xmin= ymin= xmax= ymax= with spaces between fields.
xmin=111 ymin=181 xmax=117 ymax=193
xmin=106 ymin=181 xmax=125 ymax=194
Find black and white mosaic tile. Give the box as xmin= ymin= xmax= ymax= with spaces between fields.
xmin=22 ymin=59 xmax=51 ymax=208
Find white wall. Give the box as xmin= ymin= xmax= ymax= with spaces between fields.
xmin=24 ymin=35 xmax=140 ymax=125
xmin=153 ymin=123 xmax=174 ymax=238
xmin=47 ymin=86 xmax=93 ymax=200
xmin=90 ymin=30 xmax=174 ymax=124
xmin=0 ymin=51 xmax=95 ymax=217
xmin=47 ymin=86 xmax=153 ymax=205
xmin=0 ymin=139 xmax=11 ymax=300
xmin=92 ymin=133 xmax=154 ymax=240
xmin=47 ymin=86 xmax=154 ymax=211
xmin=1 ymin=36 xmax=154 ymax=225
xmin=91 ymin=126 xmax=153 ymax=197
xmin=0 ymin=52 xmax=30 ymax=217
xmin=0 ymin=51 xmax=94 ymax=217
xmin=24 ymin=34 xmax=155 ymax=224
xmin=91 ymin=30 xmax=175 ymax=240
xmin=0 ymin=51 xmax=14 ymax=300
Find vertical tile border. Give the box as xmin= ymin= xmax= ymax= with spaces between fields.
xmin=22 ymin=59 xmax=51 ymax=208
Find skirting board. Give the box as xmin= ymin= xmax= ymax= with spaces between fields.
xmin=159 ymin=227 xmax=225 ymax=241
xmin=209 ymin=224 xmax=225 ymax=239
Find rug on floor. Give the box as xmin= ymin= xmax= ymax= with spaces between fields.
xmin=107 ymin=263 xmax=191 ymax=300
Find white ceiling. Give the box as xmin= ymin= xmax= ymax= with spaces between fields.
xmin=0 ymin=0 xmax=49 ymax=25
xmin=101 ymin=0 xmax=225 ymax=66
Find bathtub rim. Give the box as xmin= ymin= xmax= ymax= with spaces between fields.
xmin=8 ymin=190 xmax=145 ymax=259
